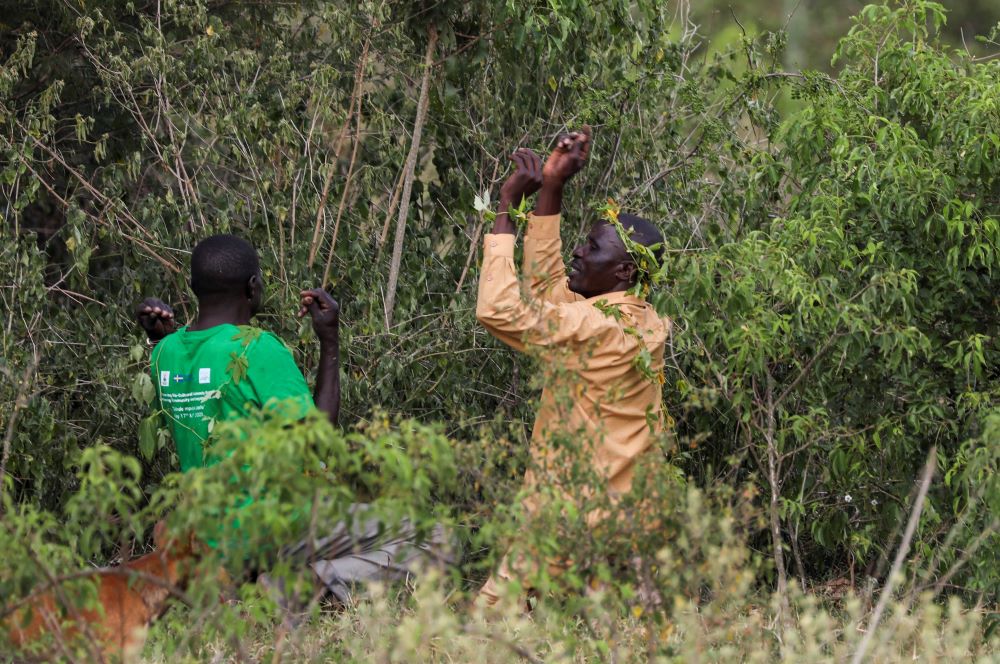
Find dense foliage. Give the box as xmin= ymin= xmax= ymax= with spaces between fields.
xmin=1 ymin=0 xmax=999 ymax=659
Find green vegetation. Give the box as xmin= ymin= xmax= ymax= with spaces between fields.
xmin=1 ymin=0 xmax=998 ymax=660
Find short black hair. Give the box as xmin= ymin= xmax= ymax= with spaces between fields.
xmin=619 ymin=213 xmax=665 ymax=265
xmin=190 ymin=234 xmax=260 ymax=298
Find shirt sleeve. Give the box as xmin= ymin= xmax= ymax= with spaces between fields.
xmin=246 ymin=333 xmax=315 ymax=419
xmin=522 ymin=213 xmax=579 ymax=305
xmin=477 ymin=233 xmax=615 ymax=352
xmin=149 ymin=341 xmax=166 ymax=414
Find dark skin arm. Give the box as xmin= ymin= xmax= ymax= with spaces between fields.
xmin=297 ymin=288 xmax=340 ymax=426
xmin=136 ymin=297 xmax=177 ymax=345
xmin=492 ymin=148 xmax=544 ymax=235
xmin=535 ymin=125 xmax=591 ymax=216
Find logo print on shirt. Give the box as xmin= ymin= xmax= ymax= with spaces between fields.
xmin=173 ymin=374 xmax=189 ymax=384
xmin=160 ymin=371 xmax=170 ymax=387
xmin=198 ymin=368 xmax=211 ymax=384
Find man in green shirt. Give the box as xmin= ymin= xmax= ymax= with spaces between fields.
xmin=136 ymin=234 xmax=449 ymax=608
xmin=138 ymin=234 xmax=339 ymax=469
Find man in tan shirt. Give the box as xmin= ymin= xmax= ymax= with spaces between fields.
xmin=475 ymin=128 xmax=672 ymax=607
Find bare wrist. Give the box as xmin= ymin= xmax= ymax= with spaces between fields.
xmin=540 ymin=177 xmax=566 ymax=191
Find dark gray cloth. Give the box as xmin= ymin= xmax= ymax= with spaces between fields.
xmin=279 ymin=503 xmax=454 ymax=604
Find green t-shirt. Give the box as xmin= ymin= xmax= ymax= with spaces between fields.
xmin=150 ymin=324 xmax=314 ymax=471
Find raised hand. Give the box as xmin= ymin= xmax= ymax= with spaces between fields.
xmin=136 ymin=297 xmax=176 ymax=342
xmin=298 ymin=287 xmax=341 ymax=425
xmin=492 ymin=148 xmax=543 ymax=235
xmin=298 ymin=288 xmax=340 ymax=342
xmin=541 ymin=125 xmax=591 ymax=186
xmin=499 ymin=148 xmax=544 ymax=206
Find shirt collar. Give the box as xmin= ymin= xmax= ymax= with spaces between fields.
xmin=583 ymin=290 xmax=649 ymax=309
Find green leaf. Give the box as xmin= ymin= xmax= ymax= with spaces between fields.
xmin=227 ymin=352 xmax=249 ymax=384
xmin=231 ymin=326 xmax=262 ymax=348
xmin=131 ymin=372 xmax=155 ymax=405
xmin=139 ymin=415 xmax=158 ymax=460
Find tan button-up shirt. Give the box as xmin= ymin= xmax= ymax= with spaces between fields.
xmin=476 ymin=213 xmax=671 ymax=506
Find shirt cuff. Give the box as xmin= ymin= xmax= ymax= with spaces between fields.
xmin=526 ymin=213 xmax=561 ymax=240
xmin=483 ymin=233 xmax=515 ymax=258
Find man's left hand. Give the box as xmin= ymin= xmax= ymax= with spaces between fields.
xmin=298 ymin=288 xmax=340 ymax=342
xmin=541 ymin=125 xmax=591 ymax=186
xmin=136 ymin=297 xmax=177 ymax=342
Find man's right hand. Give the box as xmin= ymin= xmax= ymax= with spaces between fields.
xmin=298 ymin=288 xmax=340 ymax=343
xmin=492 ymin=148 xmax=544 ymax=235
xmin=499 ymin=148 xmax=544 ymax=205
xmin=298 ymin=288 xmax=341 ymax=425
xmin=136 ymin=298 xmax=176 ymax=342
xmin=541 ymin=125 xmax=591 ymax=186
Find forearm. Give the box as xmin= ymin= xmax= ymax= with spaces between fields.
xmin=477 ymin=233 xmax=559 ymax=350
xmin=490 ymin=196 xmax=517 ymax=235
xmin=523 ymin=213 xmax=576 ymax=304
xmin=313 ymin=332 xmax=341 ymax=425
xmin=533 ymin=178 xmax=564 ymax=216
xmin=477 ymin=237 xmax=585 ymax=350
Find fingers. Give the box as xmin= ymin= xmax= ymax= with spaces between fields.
xmin=311 ymin=289 xmax=340 ymax=313
xmin=297 ymin=288 xmax=314 ymax=317
xmin=138 ymin=306 xmax=173 ymax=320
xmin=518 ymin=148 xmax=542 ymax=182
xmin=298 ymin=288 xmax=339 ymax=315
xmin=579 ymin=124 xmax=592 ymax=160
xmin=505 ymin=148 xmax=542 ymax=197
xmin=553 ymin=126 xmax=591 ymax=159
xmin=530 ymin=152 xmax=542 ymax=180
xmin=298 ymin=289 xmax=319 ymax=318
xmin=566 ymin=126 xmax=591 ymax=168
xmin=509 ymin=150 xmax=526 ymax=176
xmin=138 ymin=298 xmax=173 ymax=321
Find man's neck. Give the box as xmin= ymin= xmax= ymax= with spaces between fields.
xmin=188 ymin=299 xmax=252 ymax=331
xmin=574 ymin=283 xmax=634 ymax=300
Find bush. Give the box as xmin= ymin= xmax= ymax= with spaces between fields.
xmin=1 ymin=0 xmax=999 ymax=659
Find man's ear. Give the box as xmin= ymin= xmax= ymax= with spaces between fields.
xmin=246 ymin=273 xmax=261 ymax=299
xmin=617 ymin=262 xmax=638 ymax=285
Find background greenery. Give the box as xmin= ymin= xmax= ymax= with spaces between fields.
xmin=1 ymin=0 xmax=999 ymax=660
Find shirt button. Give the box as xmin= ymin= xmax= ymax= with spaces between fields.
xmin=487 ymin=275 xmax=493 ymax=281
xmin=490 ymin=241 xmax=497 ymax=248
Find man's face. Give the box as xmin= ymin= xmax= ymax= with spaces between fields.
xmin=568 ymin=222 xmax=632 ymax=298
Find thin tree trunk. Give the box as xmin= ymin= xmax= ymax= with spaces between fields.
xmin=850 ymin=447 xmax=937 ymax=664
xmin=384 ymin=25 xmax=437 ymax=327
xmin=764 ymin=373 xmax=790 ymax=622
xmin=783 ymin=0 xmax=807 ymax=72
xmin=0 ymin=350 xmax=39 ymax=510
xmin=322 ymin=61 xmax=367 ymax=287
xmin=308 ymin=37 xmax=371 ymax=268
xmin=377 ymin=169 xmax=405 ymax=256
xmin=455 ymin=216 xmax=483 ymax=295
